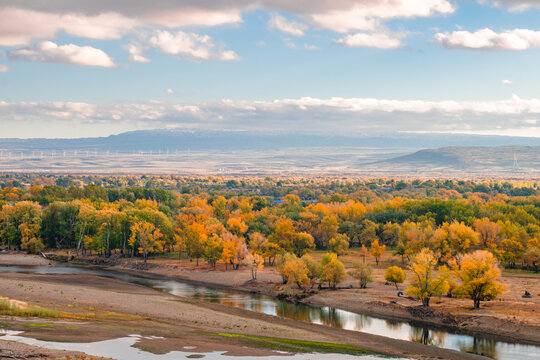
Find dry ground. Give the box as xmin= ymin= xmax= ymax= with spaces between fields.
xmin=0 ymin=253 xmax=487 ymax=360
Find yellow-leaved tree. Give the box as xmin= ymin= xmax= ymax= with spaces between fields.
xmin=406 ymin=248 xmax=450 ymax=307
xmin=454 ymin=250 xmax=504 ymax=309
xmin=280 ymin=253 xmax=309 ymax=289
xmin=385 ymin=266 xmax=406 ymax=290
xmin=320 ymin=253 xmax=346 ymax=289
xmin=129 ymin=221 xmax=163 ymax=269
xmin=370 ymin=239 xmax=386 ymax=266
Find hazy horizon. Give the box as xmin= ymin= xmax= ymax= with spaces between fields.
xmin=1 ymin=1 xmax=540 ymax=139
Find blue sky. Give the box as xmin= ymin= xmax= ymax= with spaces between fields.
xmin=1 ymin=0 xmax=540 ymax=138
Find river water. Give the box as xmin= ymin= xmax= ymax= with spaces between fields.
xmin=1 ymin=264 xmax=539 ymax=360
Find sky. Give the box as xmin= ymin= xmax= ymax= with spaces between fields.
xmin=1 ymin=0 xmax=540 ymax=139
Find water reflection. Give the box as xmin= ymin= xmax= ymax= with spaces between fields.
xmin=459 ymin=338 xmax=497 ymax=359
xmin=1 ymin=265 xmax=539 ymax=360
xmin=409 ymin=327 xmax=446 ymax=347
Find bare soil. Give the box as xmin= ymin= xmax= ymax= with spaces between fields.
xmin=0 ymin=253 xmax=488 ymax=360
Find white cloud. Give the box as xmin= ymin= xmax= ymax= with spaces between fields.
xmin=502 ymin=79 xmax=512 ymax=84
xmin=148 ymin=30 xmax=240 ymax=61
xmin=267 ymin=13 xmax=307 ymax=37
xmin=2 ymin=95 xmax=540 ymax=137
xmin=336 ymin=32 xmax=403 ymax=49
xmin=143 ymin=8 xmax=242 ymax=28
xmin=166 ymin=88 xmax=174 ymax=94
xmin=126 ymin=43 xmax=150 ymax=63
xmin=8 ymin=41 xmax=116 ymax=68
xmin=435 ymin=28 xmax=540 ymax=50
xmin=479 ymin=0 xmax=540 ymax=11
xmin=0 ymin=65 xmax=9 ymax=72
xmin=309 ymin=0 xmax=455 ymax=32
xmin=0 ymin=1 xmax=456 ymax=43
xmin=0 ymin=8 xmax=137 ymax=46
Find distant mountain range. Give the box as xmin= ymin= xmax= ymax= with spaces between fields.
xmin=381 ymin=146 xmax=539 ymax=174
xmin=0 ymin=129 xmax=538 ymax=153
xmin=0 ymin=130 xmax=537 ymax=176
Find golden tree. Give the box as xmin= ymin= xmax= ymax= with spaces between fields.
xmin=320 ymin=253 xmax=346 ymax=289
xmin=301 ymin=254 xmax=321 ymax=288
xmin=203 ymin=234 xmax=223 ymax=270
xmin=406 ymin=248 xmax=450 ymax=307
xmin=329 ymin=233 xmax=349 ymax=256
xmin=281 ymin=254 xmax=309 ymax=289
xmin=385 ymin=266 xmax=406 ymax=290
xmin=370 ymin=239 xmax=386 ymax=266
xmin=129 ymin=221 xmax=164 ymax=269
xmin=455 ymin=250 xmax=504 ymax=309
xmin=474 ymin=218 xmax=501 ymax=248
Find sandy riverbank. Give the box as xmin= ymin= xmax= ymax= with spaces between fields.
xmin=107 ymin=255 xmax=540 ymax=346
xmin=0 ymin=253 xmax=487 ymax=360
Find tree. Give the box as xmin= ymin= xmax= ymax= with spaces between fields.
xmin=381 ymin=222 xmax=401 ymax=247
xmin=393 ymin=241 xmax=409 ymax=264
xmin=129 ymin=221 xmax=164 ymax=269
xmin=523 ymin=246 xmax=540 ymax=273
xmin=359 ymin=219 xmax=378 ymax=246
xmin=320 ymin=253 xmax=346 ymax=289
xmin=370 ymin=239 xmax=386 ymax=266
xmin=15 ymin=202 xmax=43 ymax=253
xmin=385 ymin=266 xmax=406 ymax=290
xmin=447 ymin=221 xmax=479 ymax=256
xmin=269 ymin=218 xmax=314 ymax=257
xmin=455 ymin=250 xmax=504 ymax=309
xmin=406 ymin=248 xmax=450 ymax=307
xmin=329 ymin=233 xmax=349 ymax=256
xmin=246 ymin=252 xmax=264 ymax=280
xmin=499 ymin=238 xmax=524 ymax=268
xmin=349 ymin=262 xmax=373 ymax=289
xmin=280 ymin=254 xmax=309 ymax=289
xmin=227 ymin=217 xmax=248 ymax=236
xmin=360 ymin=244 xmax=370 ymax=264
xmin=316 ymin=215 xmax=339 ymax=248
xmin=203 ymin=234 xmax=223 ymax=270
xmin=221 ymin=238 xmax=237 ymax=271
xmin=474 ymin=218 xmax=501 ymax=248
xmin=301 ymin=254 xmax=321 ymax=288
xmin=182 ymin=222 xmax=207 ymax=266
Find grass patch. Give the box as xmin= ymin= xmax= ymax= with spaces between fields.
xmin=0 ymin=300 xmax=58 ymax=319
xmin=214 ymin=333 xmax=378 ymax=356
xmin=21 ymin=323 xmax=53 ymax=327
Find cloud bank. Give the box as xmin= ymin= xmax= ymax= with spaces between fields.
xmin=1 ymin=95 xmax=539 ymax=137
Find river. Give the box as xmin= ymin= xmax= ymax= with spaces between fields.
xmin=1 ymin=264 xmax=539 ymax=360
